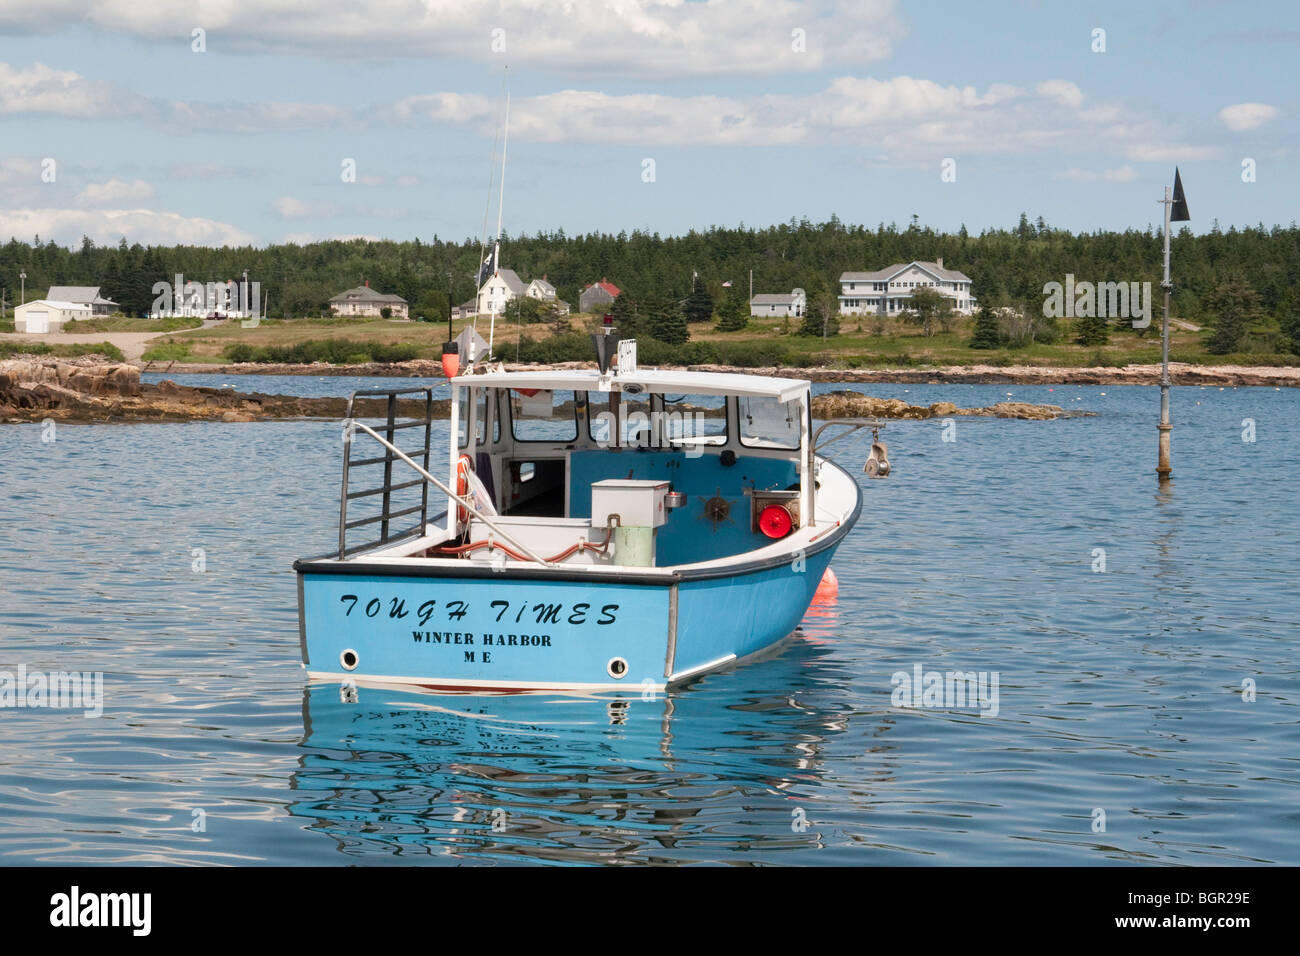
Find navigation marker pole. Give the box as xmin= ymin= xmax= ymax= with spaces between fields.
xmin=1157 ymin=168 xmax=1190 ymax=482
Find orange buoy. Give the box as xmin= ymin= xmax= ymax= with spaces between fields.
xmin=814 ymin=567 xmax=838 ymax=600
xmin=441 ymin=342 xmax=460 ymax=378
xmin=455 ymin=454 xmax=474 ymax=525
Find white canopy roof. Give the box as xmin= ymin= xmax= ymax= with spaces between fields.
xmin=451 ymin=367 xmax=809 ymax=403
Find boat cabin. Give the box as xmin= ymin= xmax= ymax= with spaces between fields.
xmin=439 ymin=367 xmax=815 ymax=569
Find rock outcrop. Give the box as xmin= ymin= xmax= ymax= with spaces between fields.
xmin=0 ymin=359 xmax=440 ymax=423
xmin=811 ymin=392 xmax=1081 ymax=420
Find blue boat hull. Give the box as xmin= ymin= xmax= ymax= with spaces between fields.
xmin=297 ymin=545 xmax=838 ymax=692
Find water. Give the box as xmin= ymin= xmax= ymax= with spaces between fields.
xmin=2 ymin=380 xmax=1297 ymax=865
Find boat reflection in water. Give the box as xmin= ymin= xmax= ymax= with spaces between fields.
xmin=289 ymin=632 xmax=881 ymax=864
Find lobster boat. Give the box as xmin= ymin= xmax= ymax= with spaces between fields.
xmin=294 ymin=333 xmax=890 ymax=693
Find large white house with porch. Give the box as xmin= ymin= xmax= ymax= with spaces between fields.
xmin=838 ymin=259 xmax=976 ymax=316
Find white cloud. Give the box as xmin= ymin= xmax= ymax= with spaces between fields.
xmin=1055 ymin=165 xmax=1138 ymax=183
xmin=1125 ymin=143 xmax=1221 ymax=162
xmin=1218 ymin=102 xmax=1279 ymax=131
xmin=271 ymin=196 xmax=321 ymax=220
xmin=76 ymin=178 xmax=155 ymax=204
xmin=0 ymin=61 xmax=114 ymax=116
xmin=0 ymin=60 xmax=350 ymax=132
xmin=386 ymin=75 xmax=1195 ymax=163
xmin=1035 ymin=80 xmax=1084 ymax=109
xmin=0 ymin=0 xmax=907 ymax=76
xmin=0 ymin=208 xmax=254 ymax=246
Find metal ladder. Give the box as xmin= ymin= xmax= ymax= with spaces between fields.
xmin=338 ymin=387 xmax=434 ymax=559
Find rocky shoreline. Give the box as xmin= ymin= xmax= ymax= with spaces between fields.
xmin=0 ymin=359 xmax=435 ymax=423
xmin=3 ymin=358 xmax=1086 ymax=424
xmin=140 ymin=357 xmax=1300 ymax=387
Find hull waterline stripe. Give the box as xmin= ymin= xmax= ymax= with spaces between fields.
xmin=308 ymin=669 xmax=664 ymax=694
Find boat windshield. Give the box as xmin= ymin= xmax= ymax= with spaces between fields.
xmin=738 ymin=395 xmax=802 ymax=449
xmin=659 ymin=393 xmax=727 ymax=447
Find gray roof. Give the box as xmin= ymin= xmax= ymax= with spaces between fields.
xmin=750 ymin=293 xmax=796 ymax=306
xmin=330 ymin=285 xmax=408 ymax=304
xmin=840 ymin=261 xmax=971 ymax=283
xmin=491 ymin=269 xmax=528 ymax=295
xmin=528 ymin=278 xmax=556 ymax=295
xmin=47 ymin=285 xmax=117 ymax=305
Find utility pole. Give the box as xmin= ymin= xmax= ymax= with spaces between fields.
xmin=19 ymin=271 xmax=26 ymax=305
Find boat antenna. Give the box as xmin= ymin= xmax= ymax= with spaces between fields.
xmin=489 ymin=73 xmax=510 ymax=361
xmin=470 ymin=71 xmax=506 ymax=367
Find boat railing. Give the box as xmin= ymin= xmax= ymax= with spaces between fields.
xmin=339 ymin=388 xmax=436 ymax=559
xmin=339 ymin=388 xmax=556 ymax=566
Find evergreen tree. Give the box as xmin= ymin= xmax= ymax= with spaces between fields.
xmin=1205 ymin=279 xmax=1259 ymax=354
xmin=798 ymin=291 xmax=839 ymax=337
xmin=1282 ymin=303 xmax=1300 ymax=356
xmin=647 ymin=292 xmax=689 ymax=344
xmin=969 ymin=306 xmax=1001 ymax=349
xmin=683 ymin=282 xmax=714 ymax=324
xmin=716 ymin=287 xmax=748 ymax=331
xmin=1074 ymin=313 xmax=1109 ymax=346
xmin=606 ymin=288 xmax=641 ymax=336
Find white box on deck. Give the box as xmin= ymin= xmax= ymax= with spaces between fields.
xmin=590 ymin=478 xmax=670 ymax=529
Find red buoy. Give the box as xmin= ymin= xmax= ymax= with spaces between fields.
xmin=758 ymin=504 xmax=793 ymax=538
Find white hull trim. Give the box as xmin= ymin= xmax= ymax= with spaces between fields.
xmin=669 ymin=653 xmax=738 ymax=683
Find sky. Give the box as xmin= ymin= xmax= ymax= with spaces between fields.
xmin=0 ymin=0 xmax=1295 ymax=248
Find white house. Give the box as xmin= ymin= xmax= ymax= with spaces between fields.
xmin=14 ymin=299 xmax=92 ymax=333
xmin=838 ymin=259 xmax=976 ymax=316
xmin=526 ymin=277 xmax=555 ymax=300
xmin=329 ymin=281 xmax=409 ymax=318
xmin=46 ymin=285 xmax=119 ymax=316
xmin=477 ymin=268 xmax=527 ymax=316
xmin=750 ymin=288 xmax=806 ymax=318
xmin=525 ymin=276 xmax=570 ymax=315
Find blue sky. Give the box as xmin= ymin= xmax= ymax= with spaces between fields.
xmin=0 ymin=0 xmax=1294 ymax=248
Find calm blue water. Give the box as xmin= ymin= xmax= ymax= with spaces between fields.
xmin=2 ymin=378 xmax=1297 ymax=865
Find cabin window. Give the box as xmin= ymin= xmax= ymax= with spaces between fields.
xmin=510 ymin=388 xmax=578 ymax=442
xmin=455 ymin=386 xmax=471 ymax=448
xmin=588 ymin=391 xmax=654 ymax=447
xmin=660 ymin=393 xmax=728 ymax=447
xmin=470 ymin=389 xmax=501 ymax=444
xmin=739 ymin=396 xmax=802 ymax=449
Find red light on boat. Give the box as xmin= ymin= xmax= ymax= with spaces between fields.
xmin=441 ymin=351 xmax=460 ymax=378
xmin=758 ymin=504 xmax=793 ymax=538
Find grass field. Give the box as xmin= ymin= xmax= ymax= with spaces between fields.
xmin=138 ymin=312 xmax=1291 ymax=369
xmin=62 ymin=315 xmax=203 ymax=333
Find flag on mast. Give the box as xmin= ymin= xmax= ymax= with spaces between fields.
xmin=476 ymin=250 xmax=496 ymax=288
xmin=1171 ymin=168 xmax=1190 ymax=222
